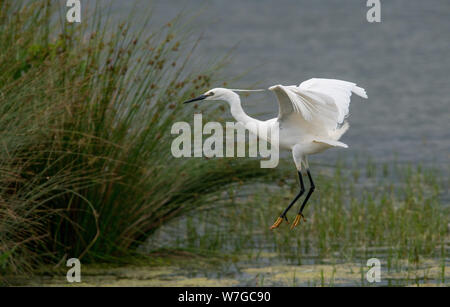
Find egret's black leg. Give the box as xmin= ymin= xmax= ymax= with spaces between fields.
xmin=291 ymin=169 xmax=315 ymax=229
xmin=299 ymin=169 xmax=315 ymax=214
xmin=270 ymin=171 xmax=305 ymax=230
xmin=281 ymin=171 xmax=305 ymax=220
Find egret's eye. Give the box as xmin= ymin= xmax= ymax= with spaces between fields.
xmin=208 ymin=92 xmax=214 ymax=96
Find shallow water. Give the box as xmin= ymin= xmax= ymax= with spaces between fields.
xmin=95 ymin=0 xmax=450 ymax=166
xmin=138 ymin=162 xmax=449 ymax=287
xmin=22 ymin=164 xmax=448 ymax=287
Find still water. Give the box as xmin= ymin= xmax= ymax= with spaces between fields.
xmin=98 ymin=0 xmax=450 ymax=166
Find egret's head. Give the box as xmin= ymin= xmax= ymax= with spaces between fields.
xmin=183 ymin=88 xmax=235 ymax=104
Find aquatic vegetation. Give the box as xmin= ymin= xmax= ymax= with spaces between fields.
xmin=0 ymin=0 xmax=272 ymax=280
xmin=146 ymin=161 xmax=449 ymax=286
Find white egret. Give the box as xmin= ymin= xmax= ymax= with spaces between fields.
xmin=184 ymin=78 xmax=367 ymax=229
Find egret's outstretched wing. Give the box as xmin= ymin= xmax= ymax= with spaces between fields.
xmin=269 ymin=78 xmax=367 ymax=133
xmin=298 ymin=78 xmax=367 ymax=124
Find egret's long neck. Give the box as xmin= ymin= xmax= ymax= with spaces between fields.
xmin=225 ymin=92 xmax=260 ymax=127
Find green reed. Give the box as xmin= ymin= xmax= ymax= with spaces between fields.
xmin=149 ymin=160 xmax=448 ymax=285
xmin=0 ymin=0 xmax=273 ymax=280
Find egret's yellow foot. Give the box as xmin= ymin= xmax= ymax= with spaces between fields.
xmin=270 ymin=217 xmax=284 ymax=230
xmin=290 ymin=213 xmax=306 ymax=230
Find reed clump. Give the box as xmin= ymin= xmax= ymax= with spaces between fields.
xmin=0 ymin=0 xmax=271 ymax=278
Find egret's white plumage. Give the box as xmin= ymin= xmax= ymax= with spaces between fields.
xmin=184 ymin=78 xmax=367 ymax=229
xmin=267 ymin=78 xmax=367 ymax=163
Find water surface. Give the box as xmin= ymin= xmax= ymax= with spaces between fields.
xmin=100 ymin=0 xmax=450 ymax=165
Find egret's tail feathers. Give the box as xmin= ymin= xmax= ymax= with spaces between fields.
xmin=313 ymin=139 xmax=348 ymax=148
xmin=314 ymin=121 xmax=350 ymax=147
xmin=335 ymin=121 xmax=349 ymax=139
xmin=352 ymin=85 xmax=368 ymax=99
xmin=328 ymin=121 xmax=349 ymax=142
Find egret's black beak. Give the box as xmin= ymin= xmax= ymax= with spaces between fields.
xmin=183 ymin=94 xmax=208 ymax=104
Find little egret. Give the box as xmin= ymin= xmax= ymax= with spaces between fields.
xmin=183 ymin=78 xmax=367 ymax=229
